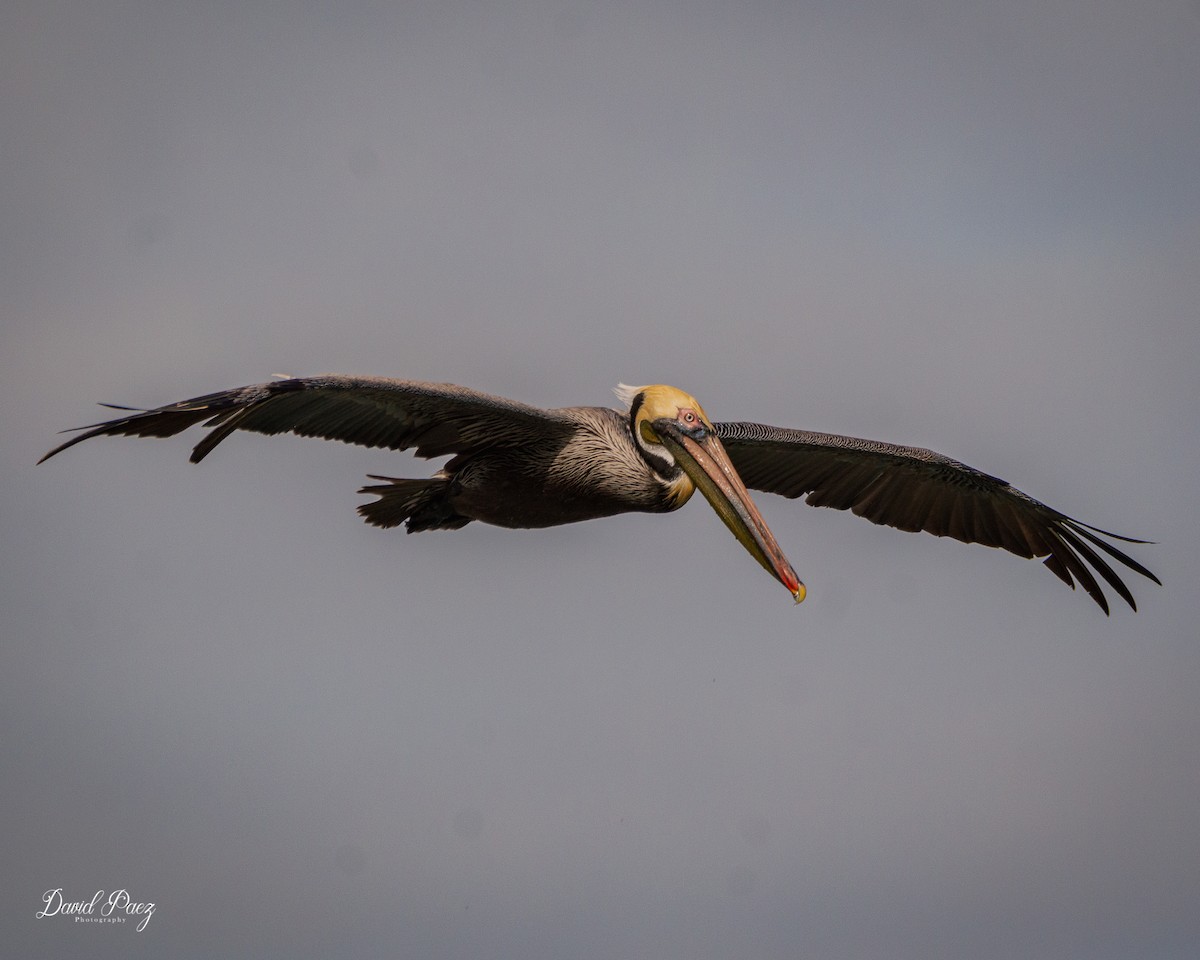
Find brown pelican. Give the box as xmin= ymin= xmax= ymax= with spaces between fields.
xmin=39 ymin=375 xmax=1158 ymax=613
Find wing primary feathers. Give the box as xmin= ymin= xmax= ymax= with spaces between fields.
xmin=38 ymin=399 xmax=233 ymax=463
xmin=1041 ymin=551 xmax=1077 ymax=590
xmin=715 ymin=419 xmax=1158 ymax=613
xmin=1056 ymin=525 xmax=1137 ymax=612
xmin=1066 ymin=522 xmax=1162 ymax=586
xmin=1050 ymin=528 xmax=1113 ymax=614
xmin=40 ymin=375 xmax=578 ymax=466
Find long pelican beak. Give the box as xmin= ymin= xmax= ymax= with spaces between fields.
xmin=653 ymin=418 xmax=805 ymax=603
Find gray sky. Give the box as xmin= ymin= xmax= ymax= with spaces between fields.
xmin=4 ymin=1 xmax=1199 ymax=957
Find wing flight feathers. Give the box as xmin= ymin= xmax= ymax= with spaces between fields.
xmin=39 ymin=375 xmax=575 ymax=465
xmin=715 ymin=421 xmax=1159 ymax=613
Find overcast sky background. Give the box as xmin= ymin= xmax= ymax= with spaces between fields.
xmin=4 ymin=1 xmax=1199 ymax=957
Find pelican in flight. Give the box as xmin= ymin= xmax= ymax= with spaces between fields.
xmin=40 ymin=375 xmax=1158 ymax=613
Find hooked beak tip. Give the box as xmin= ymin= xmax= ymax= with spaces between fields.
xmin=654 ymin=418 xmax=805 ymax=605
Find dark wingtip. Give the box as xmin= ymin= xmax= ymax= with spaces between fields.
xmin=38 ymin=428 xmax=94 ymax=464
xmin=38 ymin=403 xmax=153 ymax=464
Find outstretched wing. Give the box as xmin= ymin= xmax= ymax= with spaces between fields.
xmin=714 ymin=421 xmax=1159 ymax=614
xmin=40 ymin=375 xmax=578 ymax=465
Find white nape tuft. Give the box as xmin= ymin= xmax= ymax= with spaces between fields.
xmin=613 ymin=383 xmax=644 ymax=411
xmin=271 ymin=373 xmax=295 ymax=380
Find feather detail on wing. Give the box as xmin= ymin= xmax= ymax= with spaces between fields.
xmin=39 ymin=375 xmax=578 ymax=465
xmin=715 ymin=421 xmax=1160 ymax=614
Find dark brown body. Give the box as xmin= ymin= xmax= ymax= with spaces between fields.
xmin=368 ymin=406 xmax=683 ymax=531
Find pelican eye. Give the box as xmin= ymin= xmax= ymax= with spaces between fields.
xmin=677 ymin=408 xmax=707 ymax=440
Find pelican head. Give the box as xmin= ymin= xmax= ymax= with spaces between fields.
xmin=616 ymin=384 xmax=805 ymax=602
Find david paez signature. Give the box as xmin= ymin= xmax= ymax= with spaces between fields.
xmin=36 ymin=888 xmax=155 ymax=931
